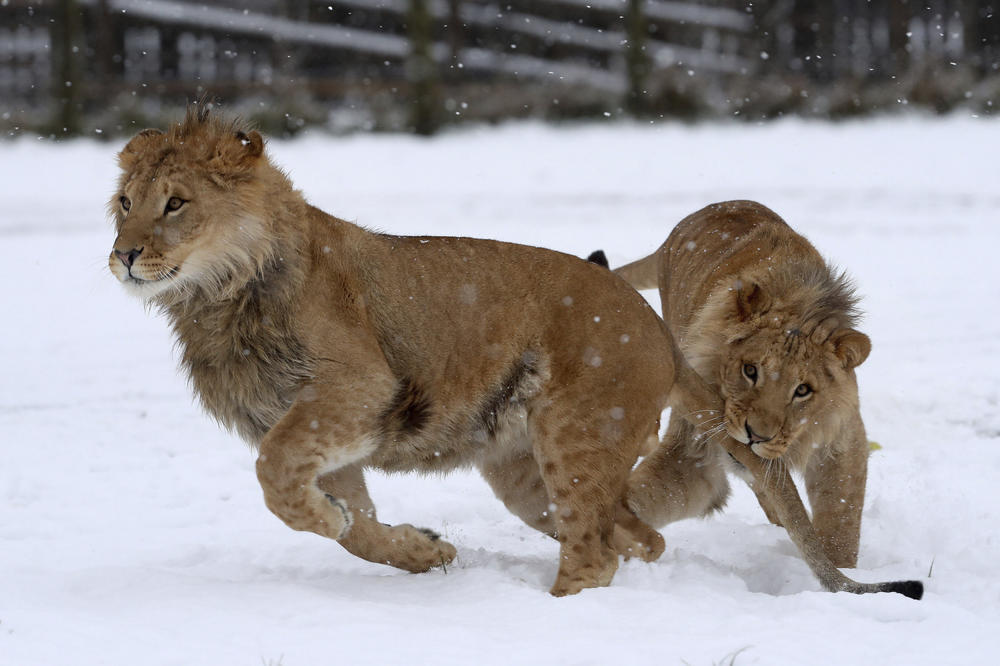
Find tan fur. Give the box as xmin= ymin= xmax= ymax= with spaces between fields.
xmin=619 ymin=200 xmax=871 ymax=568
xmin=108 ymin=108 xmax=728 ymax=596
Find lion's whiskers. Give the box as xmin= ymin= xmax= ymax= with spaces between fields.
xmin=693 ymin=421 xmax=727 ymax=445
xmin=698 ymin=426 xmax=732 ymax=454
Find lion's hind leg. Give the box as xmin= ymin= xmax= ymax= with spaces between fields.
xmin=480 ymin=448 xmax=663 ymax=565
xmin=529 ymin=410 xmax=641 ymax=596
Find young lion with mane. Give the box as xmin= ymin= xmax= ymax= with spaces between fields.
xmin=611 ymin=200 xmax=873 ymax=568
xmin=107 ymin=106 xmax=729 ymax=596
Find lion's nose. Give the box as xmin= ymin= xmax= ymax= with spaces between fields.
xmin=745 ymin=423 xmax=773 ymax=444
xmin=115 ymin=247 xmax=143 ymax=268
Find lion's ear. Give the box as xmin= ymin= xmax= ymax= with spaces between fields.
xmin=830 ymin=328 xmax=871 ymax=369
xmin=235 ymin=130 xmax=264 ymax=158
xmin=209 ymin=130 xmax=264 ymax=184
xmin=733 ymin=279 xmax=770 ymax=321
xmin=208 ymin=131 xmax=264 ymax=186
xmin=118 ymin=128 xmax=164 ymax=169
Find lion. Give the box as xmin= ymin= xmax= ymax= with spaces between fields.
xmin=605 ymin=200 xmax=874 ymax=569
xmin=107 ymin=106 xmax=736 ymax=596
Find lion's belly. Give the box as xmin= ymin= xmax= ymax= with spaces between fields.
xmin=366 ymin=398 xmax=532 ymax=474
xmin=367 ymin=435 xmax=483 ymax=474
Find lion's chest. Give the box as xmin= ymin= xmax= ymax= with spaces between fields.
xmin=186 ymin=353 xmax=294 ymax=445
xmin=173 ymin=307 xmax=313 ymax=447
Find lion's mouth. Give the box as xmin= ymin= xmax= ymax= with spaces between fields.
xmin=750 ymin=440 xmax=788 ymax=460
xmin=723 ymin=414 xmax=787 ymax=460
xmin=125 ymin=265 xmax=180 ymax=284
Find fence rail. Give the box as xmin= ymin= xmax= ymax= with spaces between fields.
xmin=1 ymin=0 xmax=997 ymax=136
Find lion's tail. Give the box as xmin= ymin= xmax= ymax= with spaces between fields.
xmin=587 ymin=250 xmax=659 ymax=291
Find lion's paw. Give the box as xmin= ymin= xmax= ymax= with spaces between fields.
xmin=611 ymin=524 xmax=665 ymax=562
xmin=549 ymin=551 xmax=617 ymax=597
xmin=387 ymin=524 xmax=457 ymax=573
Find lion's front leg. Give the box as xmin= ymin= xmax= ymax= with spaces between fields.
xmin=255 ymin=399 xmax=379 ymax=542
xmin=318 ymin=464 xmax=456 ymax=572
xmin=804 ymin=427 xmax=869 ymax=569
xmin=751 ymin=481 xmax=784 ymax=527
xmin=255 ymin=379 xmax=456 ymax=573
xmin=625 ymin=415 xmax=731 ymax=528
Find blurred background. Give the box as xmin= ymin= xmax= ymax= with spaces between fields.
xmin=2 ymin=0 xmax=998 ymax=138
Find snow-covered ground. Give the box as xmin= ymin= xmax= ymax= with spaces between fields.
xmin=2 ymin=116 xmax=998 ymax=665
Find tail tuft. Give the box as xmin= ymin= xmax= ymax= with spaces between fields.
xmin=882 ymin=579 xmax=924 ymax=600
xmin=587 ymin=250 xmax=609 ymax=268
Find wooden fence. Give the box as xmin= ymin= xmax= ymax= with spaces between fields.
xmin=1 ymin=0 xmax=997 ymax=136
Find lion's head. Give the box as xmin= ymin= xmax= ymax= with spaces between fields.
xmin=108 ymin=107 xmax=279 ymax=302
xmin=693 ymin=272 xmax=871 ymax=464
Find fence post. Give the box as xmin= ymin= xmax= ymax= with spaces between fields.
xmin=50 ymin=0 xmax=84 ymax=136
xmin=888 ymin=0 xmax=911 ymax=76
xmin=752 ymin=1 xmax=792 ymax=78
xmin=93 ymin=0 xmax=116 ymax=99
xmin=624 ymin=0 xmax=649 ymax=116
xmin=447 ymin=0 xmax=464 ymax=75
xmin=408 ymin=0 xmax=440 ymax=135
xmin=966 ymin=0 xmax=1000 ymax=76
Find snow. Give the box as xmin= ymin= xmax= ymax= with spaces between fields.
xmin=2 ymin=115 xmax=999 ymax=664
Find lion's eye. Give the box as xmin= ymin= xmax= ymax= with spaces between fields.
xmin=742 ymin=363 xmax=758 ymax=383
xmin=165 ymin=197 xmax=186 ymax=213
xmin=794 ymin=383 xmax=813 ymax=398
xmin=120 ymin=196 xmax=131 ymax=212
